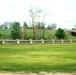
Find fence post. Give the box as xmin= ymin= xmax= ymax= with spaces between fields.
xmin=52 ymin=39 xmax=54 ymax=44
xmin=41 ymin=39 xmax=44 ymax=44
xmin=2 ymin=39 xmax=5 ymax=44
xmin=30 ymin=39 xmax=33 ymax=44
xmin=70 ymin=39 xmax=72 ymax=43
xmin=61 ymin=39 xmax=63 ymax=44
xmin=17 ymin=39 xmax=20 ymax=44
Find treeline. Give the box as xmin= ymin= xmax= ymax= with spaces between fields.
xmin=0 ymin=21 xmax=68 ymax=40
xmin=0 ymin=6 xmax=76 ymax=40
xmin=0 ymin=22 xmax=57 ymax=30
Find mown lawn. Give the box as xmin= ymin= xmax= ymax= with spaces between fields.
xmin=0 ymin=44 xmax=76 ymax=72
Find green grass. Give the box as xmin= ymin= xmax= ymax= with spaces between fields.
xmin=0 ymin=29 xmax=76 ymax=40
xmin=0 ymin=44 xmax=76 ymax=72
xmin=0 ymin=30 xmax=11 ymax=39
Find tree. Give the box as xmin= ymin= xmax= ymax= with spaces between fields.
xmin=29 ymin=6 xmax=42 ymax=39
xmin=21 ymin=22 xmax=28 ymax=39
xmin=3 ymin=22 xmax=9 ymax=29
xmin=47 ymin=25 xmax=51 ymax=29
xmin=11 ymin=22 xmax=21 ymax=39
xmin=55 ymin=28 xmax=66 ymax=39
xmin=0 ymin=22 xmax=10 ymax=30
xmin=47 ymin=23 xmax=57 ymax=30
xmin=0 ymin=25 xmax=3 ymax=29
xmin=23 ymin=22 xmax=28 ymax=29
xmin=41 ymin=22 xmax=46 ymax=39
xmin=50 ymin=23 xmax=57 ymax=30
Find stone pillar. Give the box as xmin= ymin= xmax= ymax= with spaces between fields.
xmin=61 ymin=39 xmax=63 ymax=44
xmin=52 ymin=39 xmax=54 ymax=44
xmin=70 ymin=39 xmax=72 ymax=43
xmin=30 ymin=39 xmax=33 ymax=44
xmin=2 ymin=39 xmax=5 ymax=44
xmin=17 ymin=39 xmax=20 ymax=44
xmin=41 ymin=39 xmax=44 ymax=44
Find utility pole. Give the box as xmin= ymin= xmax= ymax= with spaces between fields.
xmin=22 ymin=25 xmax=24 ymax=40
xmin=42 ymin=14 xmax=46 ymax=39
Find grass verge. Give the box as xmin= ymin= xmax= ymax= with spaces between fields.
xmin=0 ymin=44 xmax=76 ymax=72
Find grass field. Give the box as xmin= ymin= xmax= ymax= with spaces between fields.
xmin=0 ymin=29 xmax=76 ymax=40
xmin=0 ymin=44 xmax=76 ymax=72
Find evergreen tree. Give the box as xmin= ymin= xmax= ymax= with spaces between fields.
xmin=11 ymin=22 xmax=21 ymax=39
xmin=55 ymin=28 xmax=66 ymax=39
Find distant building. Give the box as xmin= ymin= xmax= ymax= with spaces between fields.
xmin=69 ymin=30 xmax=76 ymax=36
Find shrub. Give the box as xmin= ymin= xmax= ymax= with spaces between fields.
xmin=55 ymin=28 xmax=66 ymax=39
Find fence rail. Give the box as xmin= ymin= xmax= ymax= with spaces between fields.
xmin=0 ymin=39 xmax=76 ymax=44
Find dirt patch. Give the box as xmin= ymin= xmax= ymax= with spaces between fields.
xmin=0 ymin=72 xmax=76 ymax=75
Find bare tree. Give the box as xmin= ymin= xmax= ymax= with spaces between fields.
xmin=29 ymin=6 xmax=42 ymax=39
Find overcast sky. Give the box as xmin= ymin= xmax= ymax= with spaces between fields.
xmin=0 ymin=0 xmax=76 ymax=29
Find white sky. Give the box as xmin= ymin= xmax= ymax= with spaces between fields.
xmin=0 ymin=0 xmax=76 ymax=29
